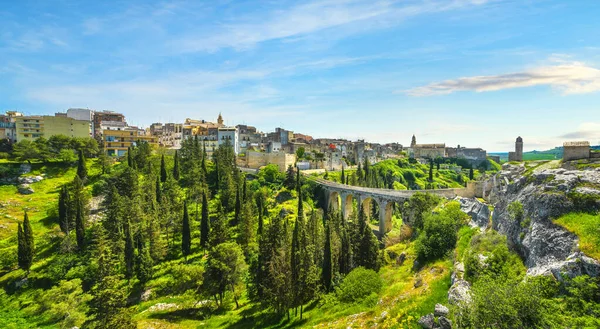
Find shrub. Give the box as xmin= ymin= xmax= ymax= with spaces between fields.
xmin=415 ymin=213 xmax=458 ymax=262
xmin=335 ymin=267 xmax=383 ymax=303
xmin=508 ymin=201 xmax=524 ymax=222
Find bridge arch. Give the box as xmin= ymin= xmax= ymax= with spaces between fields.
xmin=340 ymin=193 xmax=354 ymax=221
xmin=379 ymin=200 xmax=396 ymax=234
xmin=328 ymin=191 xmax=341 ymax=213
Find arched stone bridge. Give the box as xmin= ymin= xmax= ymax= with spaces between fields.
xmin=308 ymin=176 xmax=471 ymax=235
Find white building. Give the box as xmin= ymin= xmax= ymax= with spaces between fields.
xmin=217 ymin=126 xmax=239 ymax=154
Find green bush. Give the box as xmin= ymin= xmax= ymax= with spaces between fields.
xmin=508 ymin=201 xmax=524 ymax=222
xmin=415 ymin=213 xmax=458 ymax=262
xmin=335 ymin=267 xmax=383 ymax=303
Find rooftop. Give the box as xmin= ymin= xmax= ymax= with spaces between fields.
xmin=564 ymin=141 xmax=590 ymax=147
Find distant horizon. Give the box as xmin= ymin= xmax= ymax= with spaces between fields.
xmin=2 ymin=1 xmax=600 ymax=152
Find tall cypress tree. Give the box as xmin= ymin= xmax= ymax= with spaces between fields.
xmin=233 ymin=187 xmax=241 ymax=226
xmin=160 ymin=155 xmax=167 ymax=183
xmin=291 ymin=187 xmax=304 ymax=310
xmin=356 ymin=204 xmax=380 ymax=271
xmin=341 ymin=166 xmax=345 ymax=185
xmin=77 ymin=149 xmax=87 ymax=181
xmin=58 ymin=185 xmax=71 ymax=234
xmin=182 ymin=200 xmax=191 ymax=258
xmin=124 ymin=219 xmax=134 ymax=279
xmin=201 ymin=139 xmax=208 ymax=178
xmin=73 ymin=176 xmax=86 ymax=251
xmin=209 ymin=205 xmax=229 ymax=247
xmin=469 ymin=167 xmax=474 ymax=180
xmin=155 ymin=176 xmax=162 ymax=204
xmin=322 ymin=222 xmax=333 ymax=292
xmin=200 ymin=191 xmax=210 ymax=249
xmin=173 ymin=150 xmax=180 ymax=181
xmin=242 ymin=178 xmax=247 ymax=202
xmin=127 ymin=146 xmax=133 ymax=167
xmin=429 ymin=159 xmax=434 ymax=182
xmin=18 ymin=212 xmax=34 ymax=272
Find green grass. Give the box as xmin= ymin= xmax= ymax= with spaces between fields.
xmin=555 ymin=213 xmax=600 ymax=260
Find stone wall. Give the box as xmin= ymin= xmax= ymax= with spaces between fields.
xmin=563 ymin=146 xmax=591 ymax=161
xmin=243 ymin=151 xmax=297 ymax=171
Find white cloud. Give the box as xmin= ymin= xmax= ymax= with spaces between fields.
xmin=559 ymin=122 xmax=600 ymax=142
xmin=404 ymin=62 xmax=600 ymax=96
xmin=172 ymin=0 xmax=490 ymax=53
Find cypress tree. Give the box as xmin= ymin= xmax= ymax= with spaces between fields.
xmin=356 ymin=204 xmax=380 ymax=271
xmin=74 ymin=177 xmax=86 ymax=251
xmin=242 ymin=178 xmax=247 ymax=202
xmin=160 ymin=155 xmax=167 ymax=183
xmin=469 ymin=167 xmax=474 ymax=180
xmin=17 ymin=223 xmax=26 ymax=271
xmin=341 ymin=166 xmax=345 ymax=185
xmin=291 ymin=187 xmax=304 ymax=310
xmin=173 ymin=150 xmax=180 ymax=181
xmin=124 ymin=219 xmax=134 ymax=279
xmin=58 ymin=185 xmax=71 ymax=234
xmin=339 ymin=218 xmax=352 ymax=275
xmin=201 ymin=139 xmax=208 ymax=177
xmin=136 ymin=245 xmax=153 ymax=284
xmin=182 ymin=200 xmax=191 ymax=258
xmin=322 ymin=222 xmax=333 ymax=292
xmin=209 ymin=205 xmax=229 ymax=247
xmin=200 ymin=191 xmax=210 ymax=248
xmin=76 ymin=149 xmax=87 ymax=181
xmin=127 ymin=147 xmax=133 ymax=167
xmin=18 ymin=212 xmax=34 ymax=272
xmin=155 ymin=176 xmax=162 ymax=204
xmin=233 ymin=187 xmax=241 ymax=226
xmin=284 ymin=165 xmax=296 ymax=190
xmin=429 ymin=159 xmax=434 ymax=182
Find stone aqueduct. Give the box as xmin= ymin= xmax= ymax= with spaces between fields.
xmin=310 ymin=177 xmax=480 ymax=234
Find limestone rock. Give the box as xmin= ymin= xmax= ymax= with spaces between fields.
xmin=490 ymin=164 xmax=600 ymax=278
xmin=19 ymin=164 xmax=31 ymax=174
xmin=417 ymin=313 xmax=435 ymax=329
xmin=448 ymin=280 xmax=471 ymax=305
xmin=434 ymin=303 xmax=449 ymax=317
xmin=18 ymin=184 xmax=34 ymax=195
xmin=141 ymin=289 xmax=152 ymax=301
xmin=439 ymin=316 xmax=452 ymax=329
xmin=458 ymin=197 xmax=490 ymax=229
xmin=18 ymin=175 xmax=43 ymax=184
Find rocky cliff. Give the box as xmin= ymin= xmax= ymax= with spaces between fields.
xmin=487 ymin=162 xmax=600 ymax=278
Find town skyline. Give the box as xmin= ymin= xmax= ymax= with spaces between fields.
xmin=2 ymin=0 xmax=600 ymax=152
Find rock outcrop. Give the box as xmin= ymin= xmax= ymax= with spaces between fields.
xmin=489 ymin=164 xmax=600 ymax=278
xmin=458 ymin=197 xmax=490 ymax=229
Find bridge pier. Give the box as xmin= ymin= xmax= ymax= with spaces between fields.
xmin=340 ymin=193 xmax=353 ymax=221
xmin=379 ymin=200 xmax=394 ymax=234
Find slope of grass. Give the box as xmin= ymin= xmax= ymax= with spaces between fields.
xmin=555 ymin=213 xmax=600 ymax=260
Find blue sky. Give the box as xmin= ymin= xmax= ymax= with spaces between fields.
xmin=1 ymin=0 xmax=600 ymax=152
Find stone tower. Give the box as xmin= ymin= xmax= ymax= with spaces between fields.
xmin=516 ymin=136 xmax=523 ymax=160
xmin=508 ymin=136 xmax=523 ymax=162
xmin=411 ymin=135 xmax=417 ymax=148
xmin=217 ymin=112 xmax=224 ymax=126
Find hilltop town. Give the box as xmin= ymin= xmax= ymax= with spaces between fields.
xmin=0 ymin=108 xmax=518 ymax=169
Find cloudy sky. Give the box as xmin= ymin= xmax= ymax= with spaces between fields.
xmin=1 ymin=0 xmax=600 ymax=152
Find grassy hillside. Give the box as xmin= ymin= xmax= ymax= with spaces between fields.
xmin=1 ymin=155 xmax=599 ymax=329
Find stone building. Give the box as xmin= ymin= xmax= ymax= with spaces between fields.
xmin=563 ymin=141 xmax=591 ymax=161
xmin=409 ymin=135 xmax=446 ymax=159
xmin=508 ymin=137 xmax=523 ymax=162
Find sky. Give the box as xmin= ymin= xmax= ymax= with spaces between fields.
xmin=1 ymin=0 xmax=600 ymax=152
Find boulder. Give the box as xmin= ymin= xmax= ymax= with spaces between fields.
xmin=458 ymin=197 xmax=490 ymax=230
xmin=396 ymin=252 xmax=407 ymax=266
xmin=434 ymin=303 xmax=449 ymax=317
xmin=417 ymin=313 xmax=435 ymax=329
xmin=19 ymin=164 xmax=31 ymax=174
xmin=439 ymin=316 xmax=452 ymax=329
xmin=18 ymin=184 xmax=34 ymax=195
xmin=448 ymin=279 xmax=471 ymax=305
